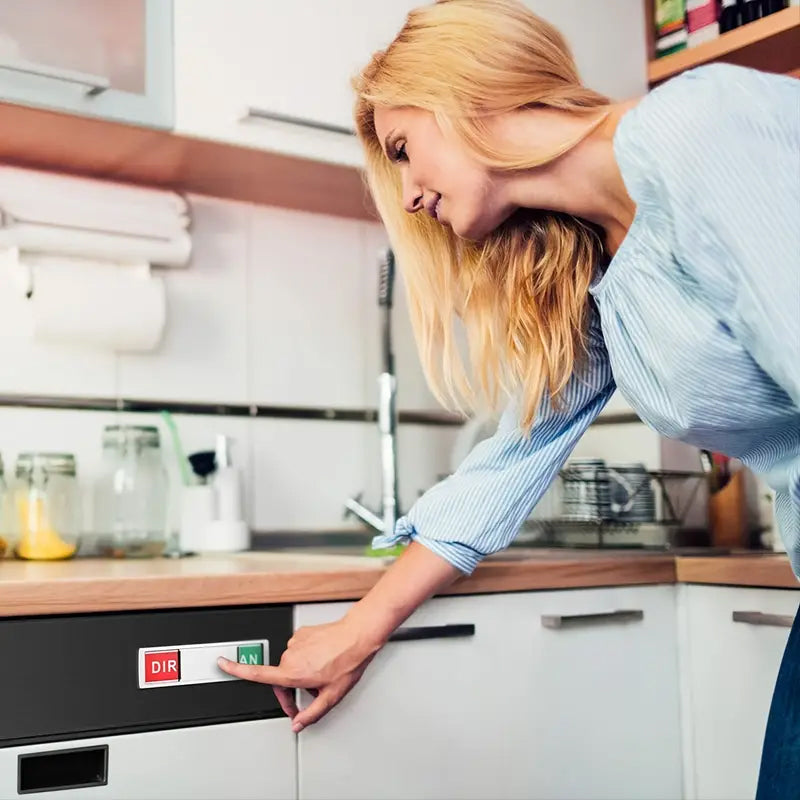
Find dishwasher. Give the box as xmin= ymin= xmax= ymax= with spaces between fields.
xmin=0 ymin=605 xmax=296 ymax=799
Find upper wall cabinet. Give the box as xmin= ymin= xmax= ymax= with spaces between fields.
xmin=0 ymin=0 xmax=173 ymax=128
xmin=524 ymin=0 xmax=648 ymax=99
xmin=172 ymin=0 xmax=419 ymax=167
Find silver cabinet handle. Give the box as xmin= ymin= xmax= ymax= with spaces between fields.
xmin=732 ymin=611 xmax=794 ymax=628
xmin=242 ymin=106 xmax=355 ymax=136
xmin=541 ymin=609 xmax=644 ymax=629
xmin=0 ymin=58 xmax=110 ymax=96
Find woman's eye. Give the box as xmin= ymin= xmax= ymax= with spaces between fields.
xmin=394 ymin=142 xmax=408 ymax=163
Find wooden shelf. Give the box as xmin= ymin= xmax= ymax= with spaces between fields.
xmin=0 ymin=101 xmax=377 ymax=222
xmin=648 ymin=5 xmax=800 ymax=84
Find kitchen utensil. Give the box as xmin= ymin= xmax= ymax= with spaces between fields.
xmin=161 ymin=410 xmax=193 ymax=486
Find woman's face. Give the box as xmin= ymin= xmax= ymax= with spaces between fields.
xmin=373 ymin=106 xmax=516 ymax=241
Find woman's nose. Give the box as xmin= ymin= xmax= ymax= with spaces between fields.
xmin=402 ymin=175 xmax=424 ymax=214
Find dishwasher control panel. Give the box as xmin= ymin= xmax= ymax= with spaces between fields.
xmin=139 ymin=639 xmax=269 ymax=688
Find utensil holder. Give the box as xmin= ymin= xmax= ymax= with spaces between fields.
xmin=708 ymin=469 xmax=747 ymax=548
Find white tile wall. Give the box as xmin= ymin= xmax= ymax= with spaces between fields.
xmin=251 ymin=418 xmax=369 ymax=530
xmin=116 ymin=196 xmax=250 ymax=404
xmin=248 ymin=205 xmax=369 ymax=408
xmin=0 ymin=189 xmax=669 ymax=537
xmin=571 ymin=423 xmax=661 ymax=471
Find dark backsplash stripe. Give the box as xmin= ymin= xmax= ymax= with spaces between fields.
xmin=0 ymin=393 xmax=467 ymax=426
xmin=0 ymin=393 xmax=641 ymax=427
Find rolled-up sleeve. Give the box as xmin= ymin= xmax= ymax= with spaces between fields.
xmin=372 ymin=310 xmax=616 ymax=573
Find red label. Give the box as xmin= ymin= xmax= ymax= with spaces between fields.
xmin=144 ymin=650 xmax=180 ymax=683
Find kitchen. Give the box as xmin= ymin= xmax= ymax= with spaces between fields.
xmin=1 ymin=1 xmax=799 ymax=798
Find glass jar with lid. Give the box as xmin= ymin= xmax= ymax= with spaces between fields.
xmin=13 ymin=453 xmax=81 ymax=560
xmin=94 ymin=425 xmax=169 ymax=558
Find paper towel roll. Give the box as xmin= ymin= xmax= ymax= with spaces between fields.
xmin=29 ymin=261 xmax=166 ymax=352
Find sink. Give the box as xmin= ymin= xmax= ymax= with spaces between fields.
xmin=250 ymin=531 xmax=728 ymax=565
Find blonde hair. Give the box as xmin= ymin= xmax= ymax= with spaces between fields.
xmin=353 ymin=0 xmax=610 ymax=430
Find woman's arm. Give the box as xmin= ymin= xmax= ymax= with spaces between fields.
xmin=220 ymin=308 xmax=615 ymax=730
xmin=219 ymin=541 xmax=460 ymax=731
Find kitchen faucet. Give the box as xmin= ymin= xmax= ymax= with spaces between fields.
xmin=345 ymin=247 xmax=400 ymax=535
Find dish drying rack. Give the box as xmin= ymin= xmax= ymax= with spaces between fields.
xmin=519 ymin=469 xmax=707 ymax=549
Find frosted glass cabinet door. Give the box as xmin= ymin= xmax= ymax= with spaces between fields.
xmin=0 ymin=0 xmax=172 ymax=127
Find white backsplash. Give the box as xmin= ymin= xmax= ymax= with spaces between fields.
xmin=0 ymin=191 xmax=667 ymax=535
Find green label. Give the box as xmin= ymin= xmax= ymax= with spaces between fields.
xmin=237 ymin=644 xmax=263 ymax=666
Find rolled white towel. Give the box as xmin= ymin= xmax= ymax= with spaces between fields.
xmin=0 ymin=222 xmax=191 ymax=268
xmin=0 ymin=165 xmax=190 ymax=241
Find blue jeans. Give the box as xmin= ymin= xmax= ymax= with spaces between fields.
xmin=756 ymin=603 xmax=800 ymax=799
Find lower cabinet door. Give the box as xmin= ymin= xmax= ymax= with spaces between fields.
xmin=524 ymin=584 xmax=683 ymax=800
xmin=681 ymin=585 xmax=798 ymax=800
xmin=295 ymin=593 xmax=540 ymax=800
xmin=0 ymin=718 xmax=296 ymax=799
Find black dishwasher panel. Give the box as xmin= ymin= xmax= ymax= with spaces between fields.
xmin=0 ymin=605 xmax=292 ymax=748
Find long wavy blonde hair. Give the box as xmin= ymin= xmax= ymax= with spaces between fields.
xmin=353 ymin=0 xmax=610 ymax=430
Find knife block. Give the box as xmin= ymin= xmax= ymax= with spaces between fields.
xmin=708 ymin=468 xmax=747 ymax=548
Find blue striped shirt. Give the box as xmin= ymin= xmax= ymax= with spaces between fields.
xmin=373 ymin=64 xmax=800 ymax=576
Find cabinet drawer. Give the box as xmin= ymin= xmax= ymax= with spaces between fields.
xmin=0 ymin=605 xmax=292 ymax=747
xmin=680 ymin=585 xmax=799 ymax=800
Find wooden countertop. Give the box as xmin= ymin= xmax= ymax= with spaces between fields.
xmin=676 ymin=552 xmax=799 ymax=589
xmin=0 ymin=550 xmax=795 ymax=618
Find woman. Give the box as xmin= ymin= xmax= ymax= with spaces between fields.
xmin=220 ymin=0 xmax=799 ymax=791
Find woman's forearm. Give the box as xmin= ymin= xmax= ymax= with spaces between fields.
xmin=344 ymin=540 xmax=464 ymax=648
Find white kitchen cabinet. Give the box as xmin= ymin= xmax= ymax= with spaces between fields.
xmin=295 ymin=585 xmax=681 ymax=800
xmin=678 ymin=584 xmax=798 ymax=800
xmin=173 ymin=0 xmax=645 ymax=168
xmin=295 ymin=592 xmax=540 ymax=800
xmin=173 ymin=0 xmax=418 ymax=167
xmin=0 ymin=0 xmax=173 ymax=127
xmin=0 ymin=718 xmax=295 ymax=799
xmin=525 ymin=584 xmax=682 ymax=799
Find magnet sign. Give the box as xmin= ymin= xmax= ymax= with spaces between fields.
xmin=143 ymin=650 xmax=180 ymax=684
xmin=138 ymin=639 xmax=269 ymax=689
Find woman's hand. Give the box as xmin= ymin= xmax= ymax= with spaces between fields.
xmin=218 ymin=542 xmax=463 ymax=732
xmin=217 ymin=615 xmax=381 ymax=733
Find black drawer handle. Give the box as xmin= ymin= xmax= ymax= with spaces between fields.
xmin=18 ymin=745 xmax=108 ymax=794
xmin=388 ymin=623 xmax=476 ymax=642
